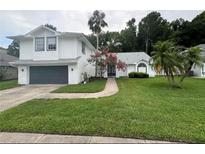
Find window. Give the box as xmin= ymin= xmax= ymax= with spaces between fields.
xmin=138 ymin=63 xmax=146 ymax=67
xmin=47 ymin=37 xmax=56 ymax=51
xmin=82 ymin=42 xmax=85 ymax=54
xmin=35 ymin=37 xmax=45 ymax=51
xmin=137 ymin=62 xmax=147 ymax=73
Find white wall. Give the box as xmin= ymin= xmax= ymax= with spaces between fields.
xmin=67 ymin=40 xmax=95 ymax=84
xmin=59 ymin=37 xmax=78 ymax=59
xmin=127 ymin=64 xmax=136 ymax=74
xmin=18 ymin=66 xmax=29 ymax=84
xmin=20 ymin=39 xmax=33 ymax=60
xmin=76 ymin=41 xmax=95 ymax=83
xmin=191 ymin=63 xmax=204 ymax=77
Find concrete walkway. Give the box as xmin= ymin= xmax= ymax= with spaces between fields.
xmin=0 ymin=132 xmax=175 ymax=143
xmin=39 ymin=78 xmax=119 ymax=99
xmin=0 ymin=85 xmax=62 ymax=112
xmin=0 ymin=78 xmax=118 ymax=112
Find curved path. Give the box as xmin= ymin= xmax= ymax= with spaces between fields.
xmin=39 ymin=78 xmax=119 ymax=99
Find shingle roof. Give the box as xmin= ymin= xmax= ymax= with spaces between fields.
xmin=196 ymin=44 xmax=205 ymax=49
xmin=7 ymin=25 xmax=96 ymax=51
xmin=0 ymin=52 xmax=18 ymax=66
xmin=0 ymin=47 xmax=7 ymax=54
xmin=116 ymin=52 xmax=151 ymax=64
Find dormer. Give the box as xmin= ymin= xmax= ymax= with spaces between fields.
xmin=26 ymin=25 xmax=60 ymax=53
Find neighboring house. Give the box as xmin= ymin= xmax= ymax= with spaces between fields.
xmin=191 ymin=44 xmax=205 ymax=77
xmin=8 ymin=25 xmax=96 ymax=84
xmin=105 ymin=52 xmax=156 ymax=78
xmin=0 ymin=47 xmax=18 ymax=80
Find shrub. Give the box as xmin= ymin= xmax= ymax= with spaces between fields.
xmin=128 ymin=72 xmax=149 ymax=78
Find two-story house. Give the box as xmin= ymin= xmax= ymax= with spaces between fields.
xmin=8 ymin=25 xmax=96 ymax=84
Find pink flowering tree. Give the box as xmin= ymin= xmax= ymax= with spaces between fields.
xmin=88 ymin=48 xmax=127 ymax=77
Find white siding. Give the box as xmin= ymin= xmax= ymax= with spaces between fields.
xmin=192 ymin=64 xmax=204 ymax=77
xmin=20 ymin=39 xmax=33 ymax=60
xmin=33 ymin=50 xmax=59 ymax=61
xmin=127 ymin=64 xmax=136 ymax=74
xmin=76 ymin=42 xmax=95 ymax=83
xmin=18 ymin=66 xmax=29 ymax=84
xmin=59 ymin=37 xmax=78 ymax=59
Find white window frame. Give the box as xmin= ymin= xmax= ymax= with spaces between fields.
xmin=35 ymin=37 xmax=45 ymax=51
xmin=47 ymin=37 xmax=57 ymax=51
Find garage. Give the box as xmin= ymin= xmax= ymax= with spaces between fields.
xmin=30 ymin=66 xmax=68 ymax=84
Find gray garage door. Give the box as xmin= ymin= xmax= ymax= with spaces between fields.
xmin=30 ymin=66 xmax=68 ymax=84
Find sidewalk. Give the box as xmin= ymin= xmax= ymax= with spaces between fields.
xmin=0 ymin=132 xmax=175 ymax=143
xmin=39 ymin=78 xmax=119 ymax=99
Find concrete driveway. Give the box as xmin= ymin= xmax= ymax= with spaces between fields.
xmin=0 ymin=85 xmax=62 ymax=112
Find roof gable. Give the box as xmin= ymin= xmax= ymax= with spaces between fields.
xmin=25 ymin=25 xmax=60 ymax=37
xmin=7 ymin=25 xmax=96 ymax=51
xmin=117 ymin=52 xmax=151 ymax=64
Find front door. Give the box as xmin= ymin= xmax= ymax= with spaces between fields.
xmin=107 ymin=64 xmax=116 ymax=77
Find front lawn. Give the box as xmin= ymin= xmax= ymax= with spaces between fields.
xmin=52 ymin=79 xmax=106 ymax=93
xmin=0 ymin=80 xmax=19 ymax=91
xmin=0 ymin=77 xmax=205 ymax=143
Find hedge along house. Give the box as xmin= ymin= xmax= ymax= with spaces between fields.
xmin=105 ymin=52 xmax=156 ymax=78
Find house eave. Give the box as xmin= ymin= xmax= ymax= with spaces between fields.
xmin=10 ymin=58 xmax=80 ymax=66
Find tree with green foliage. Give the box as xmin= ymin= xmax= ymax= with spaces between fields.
xmin=151 ymin=41 xmax=182 ymax=87
xmin=86 ymin=31 xmax=122 ymax=52
xmin=7 ymin=41 xmax=19 ymax=57
xmin=45 ymin=24 xmax=57 ymax=31
xmin=120 ymin=18 xmax=138 ymax=52
xmin=88 ymin=10 xmax=108 ymax=50
xmin=137 ymin=11 xmax=172 ymax=55
xmin=174 ymin=11 xmax=205 ymax=47
xmin=152 ymin=41 xmax=203 ymax=87
xmin=180 ymin=47 xmax=202 ymax=83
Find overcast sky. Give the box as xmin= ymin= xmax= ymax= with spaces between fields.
xmin=0 ymin=10 xmax=203 ymax=48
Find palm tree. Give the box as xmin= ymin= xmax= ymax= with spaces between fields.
xmin=88 ymin=10 xmax=108 ymax=50
xmin=151 ymin=41 xmax=181 ymax=87
xmin=180 ymin=47 xmax=202 ymax=83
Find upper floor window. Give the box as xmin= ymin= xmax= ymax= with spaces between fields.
xmin=47 ymin=37 xmax=56 ymax=51
xmin=82 ymin=42 xmax=85 ymax=54
xmin=35 ymin=37 xmax=45 ymax=51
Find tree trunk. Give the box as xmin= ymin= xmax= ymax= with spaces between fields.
xmin=145 ymin=39 xmax=148 ymax=54
xmin=96 ymin=33 xmax=99 ymax=50
xmin=180 ymin=65 xmax=192 ymax=83
xmin=95 ymin=34 xmax=99 ymax=77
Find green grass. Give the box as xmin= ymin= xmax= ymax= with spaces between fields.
xmin=52 ymin=79 xmax=106 ymax=93
xmin=0 ymin=77 xmax=205 ymax=143
xmin=0 ymin=80 xmax=19 ymax=91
